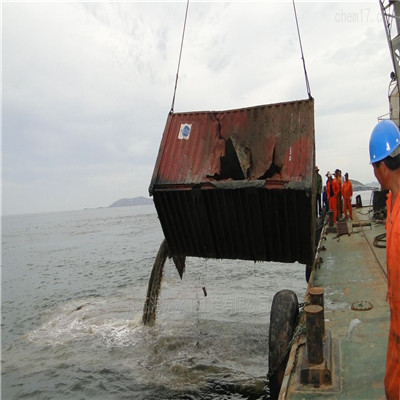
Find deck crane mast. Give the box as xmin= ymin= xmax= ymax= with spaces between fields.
xmin=380 ymin=0 xmax=400 ymax=127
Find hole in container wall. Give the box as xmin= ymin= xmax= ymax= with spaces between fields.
xmin=214 ymin=138 xmax=245 ymax=181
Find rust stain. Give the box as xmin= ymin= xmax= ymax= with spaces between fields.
xmin=343 ymin=287 xmax=351 ymax=296
xmin=150 ymin=99 xmax=315 ymax=191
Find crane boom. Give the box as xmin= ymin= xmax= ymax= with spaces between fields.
xmin=380 ymin=0 xmax=400 ymax=126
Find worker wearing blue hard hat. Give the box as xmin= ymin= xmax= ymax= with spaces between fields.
xmin=369 ymin=119 xmax=400 ymax=400
xmin=369 ymin=119 xmax=400 ymax=163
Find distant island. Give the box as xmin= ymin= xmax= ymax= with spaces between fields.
xmin=109 ymin=196 xmax=153 ymax=208
xmin=350 ymin=180 xmax=380 ymax=192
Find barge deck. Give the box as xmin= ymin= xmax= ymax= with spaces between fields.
xmin=280 ymin=203 xmax=390 ymax=399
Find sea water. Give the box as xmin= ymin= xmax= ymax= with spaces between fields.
xmin=2 ymin=205 xmax=309 ymax=399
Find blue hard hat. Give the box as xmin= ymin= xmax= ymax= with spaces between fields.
xmin=369 ymin=120 xmax=400 ymax=163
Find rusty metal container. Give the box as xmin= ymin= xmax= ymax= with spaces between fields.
xmin=149 ymin=98 xmax=315 ymax=265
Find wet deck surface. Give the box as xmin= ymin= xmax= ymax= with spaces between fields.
xmin=281 ymin=205 xmax=390 ymax=399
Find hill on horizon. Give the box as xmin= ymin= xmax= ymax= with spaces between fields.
xmin=109 ymin=196 xmax=153 ymax=208
xmin=349 ymin=179 xmax=379 ymax=191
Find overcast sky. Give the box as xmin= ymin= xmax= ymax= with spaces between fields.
xmin=3 ymin=1 xmax=392 ymax=215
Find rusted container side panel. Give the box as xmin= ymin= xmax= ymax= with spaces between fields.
xmin=149 ymin=112 xmax=224 ymax=190
xmin=216 ymin=101 xmax=314 ymax=184
xmin=149 ymin=99 xmax=315 ymax=265
xmin=150 ymin=99 xmax=314 ymax=192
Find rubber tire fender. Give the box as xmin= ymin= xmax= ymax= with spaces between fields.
xmin=268 ymin=289 xmax=299 ymax=399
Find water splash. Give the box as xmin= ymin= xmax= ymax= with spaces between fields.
xmin=27 ymin=297 xmax=143 ymax=348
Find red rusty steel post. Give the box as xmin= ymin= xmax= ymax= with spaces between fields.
xmin=309 ymin=286 xmax=325 ymax=335
xmin=305 ymin=304 xmax=324 ymax=364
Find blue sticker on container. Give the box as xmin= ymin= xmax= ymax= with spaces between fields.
xmin=178 ymin=123 xmax=192 ymax=140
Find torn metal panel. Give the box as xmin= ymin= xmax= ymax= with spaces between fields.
xmin=149 ymin=98 xmax=315 ymax=266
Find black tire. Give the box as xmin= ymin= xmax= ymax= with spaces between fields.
xmin=268 ymin=290 xmax=299 ymax=400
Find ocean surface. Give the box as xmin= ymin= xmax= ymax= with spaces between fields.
xmin=1 ymin=192 xmax=374 ymax=399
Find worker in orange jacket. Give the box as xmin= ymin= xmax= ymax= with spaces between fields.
xmin=326 ymin=171 xmax=340 ymax=223
xmin=334 ymin=169 xmax=342 ymax=220
xmin=342 ymin=172 xmax=353 ymax=220
xmin=369 ymin=120 xmax=400 ymax=400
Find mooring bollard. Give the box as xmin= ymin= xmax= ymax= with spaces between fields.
xmin=328 ymin=210 xmax=333 ymax=227
xmin=309 ymin=286 xmax=325 ymax=335
xmin=305 ymin=304 xmax=324 ymax=364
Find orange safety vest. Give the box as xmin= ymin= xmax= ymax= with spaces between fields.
xmin=342 ymin=180 xmax=353 ymax=199
xmin=334 ymin=176 xmax=342 ymax=193
xmin=385 ymin=191 xmax=400 ymax=400
xmin=327 ymin=180 xmax=339 ymax=200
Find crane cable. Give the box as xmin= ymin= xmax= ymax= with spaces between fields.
xmin=170 ymin=0 xmax=190 ymax=114
xmin=170 ymin=0 xmax=311 ymax=112
xmin=292 ymin=0 xmax=312 ymax=100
